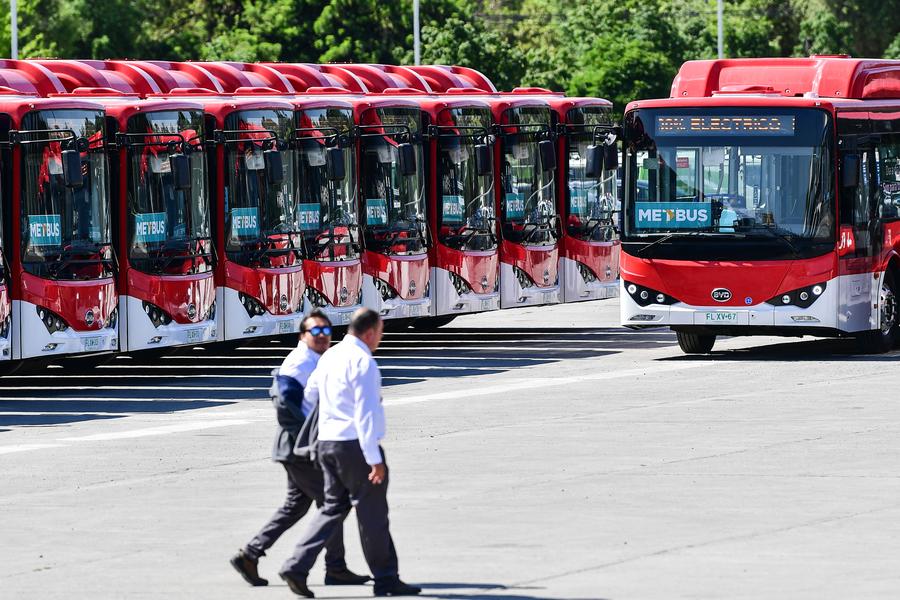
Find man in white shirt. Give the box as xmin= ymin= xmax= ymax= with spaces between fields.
xmin=230 ymin=310 xmax=369 ymax=589
xmin=280 ymin=308 xmax=420 ymax=598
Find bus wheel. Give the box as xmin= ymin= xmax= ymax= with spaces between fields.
xmin=856 ymin=272 xmax=899 ymax=353
xmin=676 ymin=331 xmax=716 ymax=354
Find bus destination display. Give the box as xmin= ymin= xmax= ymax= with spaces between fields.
xmin=655 ymin=115 xmax=795 ymax=136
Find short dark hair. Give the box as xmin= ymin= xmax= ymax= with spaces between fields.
xmin=348 ymin=307 xmax=381 ymax=336
xmin=301 ymin=309 xmax=332 ymax=333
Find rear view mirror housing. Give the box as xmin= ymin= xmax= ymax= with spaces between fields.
xmin=475 ymin=143 xmax=492 ymax=177
xmin=169 ymin=153 xmax=192 ymax=191
xmin=842 ymin=153 xmax=860 ymax=188
xmin=264 ymin=149 xmax=284 ymax=185
xmin=585 ymin=145 xmax=603 ymax=179
xmin=604 ymin=144 xmax=619 ymax=171
xmin=398 ymin=142 xmax=417 ymax=177
xmin=539 ymin=139 xmax=556 ymax=172
xmin=325 ymin=147 xmax=346 ymax=181
xmin=61 ymin=149 xmax=83 ymax=188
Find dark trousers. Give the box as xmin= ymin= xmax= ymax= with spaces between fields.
xmin=281 ymin=440 xmax=399 ymax=582
xmin=244 ymin=460 xmax=346 ymax=571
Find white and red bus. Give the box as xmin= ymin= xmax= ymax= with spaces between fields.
xmin=32 ymin=60 xmax=217 ymax=352
xmin=621 ymin=56 xmax=900 ymax=353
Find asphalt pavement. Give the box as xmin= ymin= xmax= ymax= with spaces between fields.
xmin=1 ymin=299 xmax=899 ymax=599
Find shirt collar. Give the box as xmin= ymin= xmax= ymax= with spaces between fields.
xmin=345 ymin=334 xmax=372 ymax=356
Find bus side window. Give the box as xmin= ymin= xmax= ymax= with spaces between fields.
xmin=876 ymin=136 xmax=900 ymax=221
xmin=841 ymin=147 xmax=874 ymax=255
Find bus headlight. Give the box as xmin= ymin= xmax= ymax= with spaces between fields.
xmin=766 ymin=282 xmax=827 ymax=309
xmin=238 ymin=292 xmax=267 ymax=317
xmin=373 ymin=277 xmax=398 ymax=301
xmin=622 ymin=280 xmax=680 ymax=307
xmin=448 ymin=272 xmax=471 ymax=297
xmin=142 ymin=301 xmax=173 ymax=328
xmin=36 ymin=306 xmax=69 ymax=334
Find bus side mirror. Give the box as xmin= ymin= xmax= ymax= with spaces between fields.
xmin=475 ymin=143 xmax=492 ymax=177
xmin=264 ymin=149 xmax=284 ymax=184
xmin=61 ymin=149 xmax=83 ymax=188
xmin=170 ymin=153 xmax=192 ymax=190
xmin=842 ymin=153 xmax=860 ymax=188
xmin=585 ymin=145 xmax=603 ymax=178
xmin=326 ymin=147 xmax=346 ymax=181
xmin=604 ymin=144 xmax=619 ymax=171
xmin=539 ymin=139 xmax=556 ymax=172
xmin=398 ymin=142 xmax=417 ymax=177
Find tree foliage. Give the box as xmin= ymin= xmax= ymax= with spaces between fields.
xmin=0 ymin=0 xmax=899 ymax=114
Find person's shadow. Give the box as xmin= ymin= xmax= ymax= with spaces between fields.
xmin=401 ymin=582 xmax=609 ymax=600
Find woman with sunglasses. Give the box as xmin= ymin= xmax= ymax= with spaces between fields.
xmin=231 ymin=309 xmax=370 ymax=589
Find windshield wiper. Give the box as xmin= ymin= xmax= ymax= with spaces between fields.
xmin=635 ymin=229 xmax=708 ymax=256
xmin=742 ymin=226 xmax=802 ymax=258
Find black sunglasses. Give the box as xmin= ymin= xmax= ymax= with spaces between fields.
xmin=306 ymin=326 xmax=332 ymax=337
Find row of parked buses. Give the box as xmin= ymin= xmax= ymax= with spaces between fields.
xmin=0 ymin=59 xmax=621 ymax=370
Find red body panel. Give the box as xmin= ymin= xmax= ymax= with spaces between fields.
xmin=20 ymin=273 xmax=117 ymax=331
xmin=303 ymin=259 xmax=362 ymax=308
xmin=563 ymin=237 xmax=620 ymax=283
xmin=436 ymin=244 xmax=498 ymax=293
xmin=127 ymin=270 xmax=215 ymax=324
xmin=500 ymin=240 xmax=558 ymax=288
xmin=225 ymin=262 xmax=304 ymax=315
xmin=621 ymin=253 xmax=838 ymax=306
xmin=363 ymin=251 xmax=429 ymax=301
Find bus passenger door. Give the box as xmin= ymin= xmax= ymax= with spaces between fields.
xmin=839 ymin=143 xmax=878 ymax=332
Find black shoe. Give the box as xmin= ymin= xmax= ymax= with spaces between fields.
xmin=230 ymin=550 xmax=268 ymax=587
xmin=325 ymin=567 xmax=372 ymax=585
xmin=374 ymin=579 xmax=422 ymax=596
xmin=281 ymin=572 xmax=315 ymax=598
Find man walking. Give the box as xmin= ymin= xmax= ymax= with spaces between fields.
xmin=230 ymin=310 xmax=369 ymax=588
xmin=280 ymin=308 xmax=420 ymax=598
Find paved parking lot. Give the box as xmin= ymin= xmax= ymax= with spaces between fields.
xmin=2 ymin=299 xmax=899 ymax=599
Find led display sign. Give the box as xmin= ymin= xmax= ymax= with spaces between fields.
xmin=655 ymin=115 xmax=795 ymax=136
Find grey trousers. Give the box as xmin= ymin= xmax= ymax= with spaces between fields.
xmin=281 ymin=440 xmax=399 ymax=582
xmin=244 ymin=459 xmax=346 ymax=571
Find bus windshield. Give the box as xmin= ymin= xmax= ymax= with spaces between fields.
xmin=623 ymin=107 xmax=834 ymax=260
xmin=127 ymin=110 xmax=211 ymax=275
xmin=224 ymin=109 xmax=301 ymax=268
xmin=500 ymin=106 xmax=557 ymax=246
xmin=20 ymin=110 xmax=113 ymax=280
xmin=296 ymin=107 xmax=358 ymax=262
xmin=567 ymin=106 xmax=617 ymax=242
xmin=360 ymin=107 xmax=427 ymax=256
xmin=437 ymin=107 xmax=496 ymax=252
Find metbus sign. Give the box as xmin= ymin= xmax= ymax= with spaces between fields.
xmin=634 ymin=202 xmax=711 ymax=229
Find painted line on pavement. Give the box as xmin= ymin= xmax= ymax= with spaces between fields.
xmin=58 ymin=419 xmax=257 ymax=442
xmin=0 ymin=443 xmax=67 ymax=455
xmin=384 ymin=362 xmax=706 ymax=406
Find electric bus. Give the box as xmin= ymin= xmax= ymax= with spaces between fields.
xmin=620 ymin=56 xmax=900 ymax=354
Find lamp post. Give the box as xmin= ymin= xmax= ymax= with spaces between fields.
xmin=413 ymin=0 xmax=421 ymax=65
xmin=717 ymin=0 xmax=724 ymax=59
xmin=11 ymin=0 xmax=18 ymax=59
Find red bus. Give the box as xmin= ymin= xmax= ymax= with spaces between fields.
xmin=119 ymin=61 xmax=307 ymax=340
xmin=266 ymin=64 xmax=432 ymax=322
xmin=621 ymin=56 xmax=900 ymax=353
xmin=184 ymin=62 xmax=366 ymax=326
xmin=409 ymin=66 xmax=620 ymax=304
xmin=33 ymin=60 xmax=217 ymax=352
xmin=0 ymin=91 xmax=117 ymax=360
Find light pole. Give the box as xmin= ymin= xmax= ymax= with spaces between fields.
xmin=413 ymin=0 xmax=421 ymax=65
xmin=11 ymin=0 xmax=18 ymax=59
xmin=717 ymin=0 xmax=724 ymax=59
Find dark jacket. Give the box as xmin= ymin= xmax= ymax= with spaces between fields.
xmin=269 ymin=370 xmax=307 ymax=463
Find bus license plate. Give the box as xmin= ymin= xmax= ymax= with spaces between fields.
xmin=336 ymin=312 xmax=350 ymax=325
xmin=481 ymin=299 xmax=492 ymax=311
xmin=278 ymin=320 xmax=294 ymax=334
xmin=702 ymin=311 xmax=739 ymax=323
xmin=186 ymin=328 xmax=202 ymax=343
xmin=408 ymin=304 xmax=421 ymax=317
xmin=83 ymin=336 xmax=102 ymax=351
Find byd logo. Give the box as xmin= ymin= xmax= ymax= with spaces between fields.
xmin=711 ymin=288 xmax=732 ymax=303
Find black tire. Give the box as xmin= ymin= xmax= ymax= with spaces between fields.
xmin=855 ymin=271 xmax=899 ymax=354
xmin=676 ymin=331 xmax=716 ymax=354
xmin=411 ymin=315 xmax=457 ymax=330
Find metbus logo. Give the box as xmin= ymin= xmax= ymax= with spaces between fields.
xmin=634 ymin=202 xmax=711 ymax=230
xmin=711 ymin=288 xmax=732 ymax=302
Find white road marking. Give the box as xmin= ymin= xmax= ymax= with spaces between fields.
xmin=0 ymin=443 xmax=67 ymax=455
xmin=58 ymin=419 xmax=256 ymax=442
xmin=384 ymin=362 xmax=706 ymax=406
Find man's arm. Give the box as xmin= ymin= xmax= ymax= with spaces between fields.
xmin=352 ymin=358 xmax=385 ymax=471
xmin=302 ymin=367 xmax=320 ymax=418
